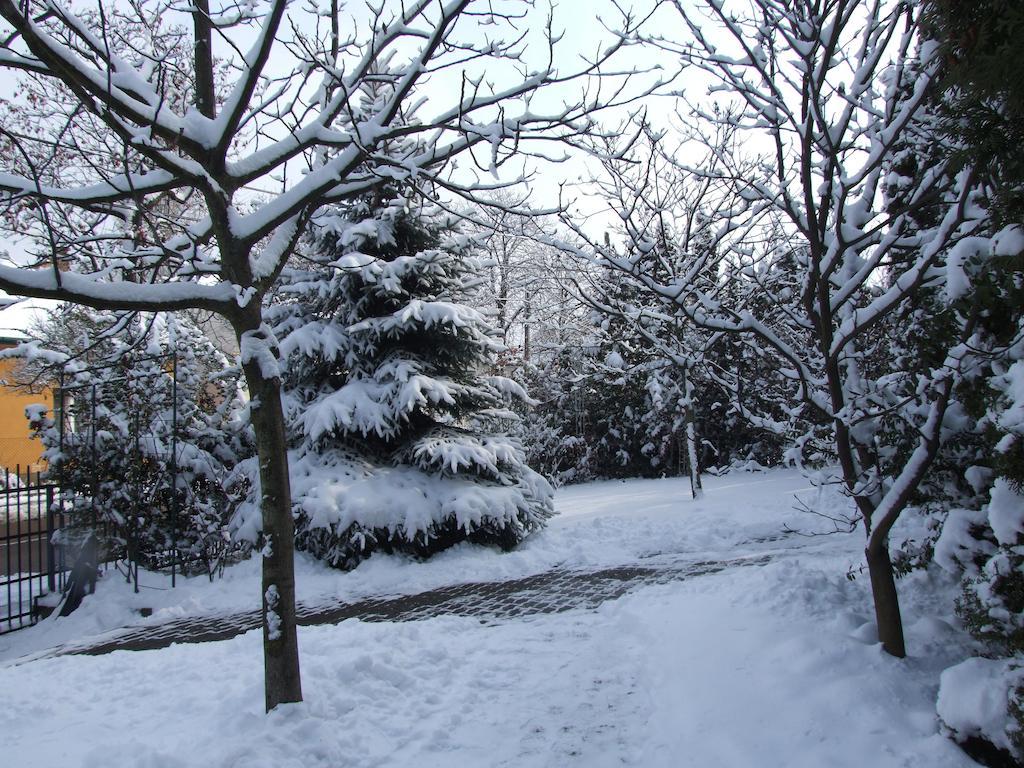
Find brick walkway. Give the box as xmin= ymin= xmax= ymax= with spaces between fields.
xmin=21 ymin=550 xmax=778 ymax=661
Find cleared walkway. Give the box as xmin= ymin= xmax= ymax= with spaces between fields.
xmin=16 ymin=549 xmax=779 ymax=661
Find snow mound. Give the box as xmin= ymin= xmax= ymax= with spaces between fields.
xmin=937 ymin=656 xmax=1024 ymax=756
xmin=989 ymin=479 xmax=1024 ymax=547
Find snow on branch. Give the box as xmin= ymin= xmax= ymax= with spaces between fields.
xmin=0 ymin=0 xmax=660 ymax=326
xmin=0 ymin=261 xmax=234 ymax=312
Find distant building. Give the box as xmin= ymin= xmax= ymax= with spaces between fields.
xmin=0 ymin=299 xmax=240 ymax=475
xmin=0 ymin=299 xmax=57 ymax=474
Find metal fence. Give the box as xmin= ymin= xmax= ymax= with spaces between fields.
xmin=54 ymin=353 xmax=184 ymax=589
xmin=0 ymin=467 xmax=65 ymax=634
xmin=0 ymin=352 xmax=245 ymax=634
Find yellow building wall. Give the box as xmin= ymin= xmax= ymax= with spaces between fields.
xmin=0 ymin=351 xmax=51 ymax=474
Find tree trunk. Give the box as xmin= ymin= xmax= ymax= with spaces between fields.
xmin=682 ymin=367 xmax=702 ymax=500
xmin=241 ymin=360 xmax=303 ymax=711
xmin=685 ymin=418 xmax=703 ymax=500
xmin=865 ymin=539 xmax=906 ymax=658
xmin=523 ymin=293 xmax=532 ymax=362
xmin=192 ymin=0 xmax=216 ymax=120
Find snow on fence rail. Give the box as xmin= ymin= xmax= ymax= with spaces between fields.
xmin=0 ymin=456 xmax=248 ymax=634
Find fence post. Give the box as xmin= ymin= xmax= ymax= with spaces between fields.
xmin=46 ymin=485 xmax=56 ymax=593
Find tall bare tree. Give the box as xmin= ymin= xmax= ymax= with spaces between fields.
xmin=467 ymin=195 xmax=573 ymax=362
xmin=0 ymin=0 xmax=655 ymax=710
xmin=561 ymin=0 xmax=984 ymax=657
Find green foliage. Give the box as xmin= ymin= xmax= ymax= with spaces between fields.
xmin=271 ymin=191 xmax=553 ymax=569
xmin=891 ymin=503 xmax=946 ymax=577
xmin=924 ymin=0 xmax=1024 ymax=224
xmin=957 ymin=551 xmax=1024 ymax=657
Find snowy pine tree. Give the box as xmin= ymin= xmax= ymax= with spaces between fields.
xmin=917 ymin=3 xmax=1024 ymax=753
xmin=263 ymin=192 xmax=553 ymax=569
xmin=514 ymin=349 xmax=594 ymax=485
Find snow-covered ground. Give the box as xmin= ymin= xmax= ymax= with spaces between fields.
xmin=0 ymin=469 xmax=979 ymax=767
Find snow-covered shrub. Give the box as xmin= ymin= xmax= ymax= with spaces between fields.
xmin=512 ymin=350 xmax=596 ymax=485
xmin=938 ymin=657 xmax=1024 ymax=761
xmin=516 ymin=337 xmax=787 ymax=486
xmin=991 ymin=360 xmax=1024 ymax=491
xmin=257 ymin=192 xmax=553 ymax=568
xmin=0 ymin=470 xmax=22 ymax=491
xmin=958 ymin=554 xmax=1024 ymax=659
xmin=936 ymin=481 xmax=1024 ymax=763
xmin=25 ymin=308 xmax=249 ymax=577
xmin=516 ymin=347 xmax=676 ymax=484
xmin=933 ymin=506 xmax=997 ymax=575
xmin=951 ymin=482 xmax=1024 ymax=656
xmin=888 ymin=502 xmax=947 ymax=577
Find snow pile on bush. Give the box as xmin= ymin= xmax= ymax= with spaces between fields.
xmin=934 ymin=507 xmax=996 ymax=574
xmin=283 ymin=450 xmax=552 ymax=568
xmin=936 ymin=479 xmax=1024 ymax=761
xmin=938 ymin=657 xmax=1024 ymax=757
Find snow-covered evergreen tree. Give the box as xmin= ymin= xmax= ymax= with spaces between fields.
xmin=514 ymin=258 xmax=788 ymax=487
xmin=583 ymin=271 xmax=673 ymax=480
xmin=514 ymin=290 xmax=688 ymax=486
xmin=514 ymin=349 xmax=594 ymax=484
xmin=922 ymin=3 xmax=1024 ymax=746
xmin=22 ymin=308 xmax=248 ymax=576
xmin=264 ymin=192 xmax=553 ymax=569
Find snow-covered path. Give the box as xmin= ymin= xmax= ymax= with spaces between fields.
xmin=16 ymin=548 xmax=778 ymax=662
xmin=0 ymin=470 xmax=821 ymax=665
xmin=0 ymin=470 xmax=978 ymax=767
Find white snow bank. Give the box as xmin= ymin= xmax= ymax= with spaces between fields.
xmin=0 ymin=550 xmax=976 ymax=768
xmin=0 ymin=469 xmax=980 ymax=767
xmin=938 ymin=656 xmax=1024 ymax=755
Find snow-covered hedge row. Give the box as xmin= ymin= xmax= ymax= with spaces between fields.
xmin=936 ymin=480 xmax=1024 ymax=761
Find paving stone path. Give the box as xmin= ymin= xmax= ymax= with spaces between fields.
xmin=16 ymin=548 xmax=781 ymax=662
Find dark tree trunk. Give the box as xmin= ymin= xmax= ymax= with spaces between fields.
xmin=828 ymin=348 xmax=907 ymax=659
xmin=865 ymin=539 xmax=906 ymax=658
xmin=240 ymin=357 xmax=303 ymax=711
xmin=523 ymin=293 xmax=532 ymax=361
xmin=192 ymin=0 xmax=216 ymax=120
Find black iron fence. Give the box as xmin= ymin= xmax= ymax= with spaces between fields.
xmin=0 ymin=466 xmax=66 ymax=634
xmin=1 ymin=352 xmax=247 ymax=634
xmin=54 ymin=353 xmax=185 ymax=589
